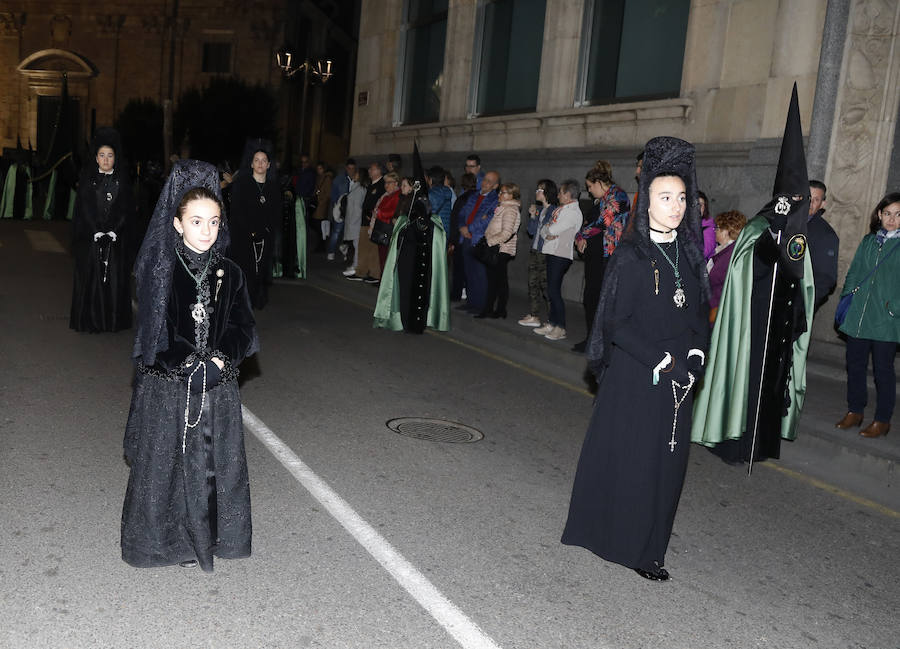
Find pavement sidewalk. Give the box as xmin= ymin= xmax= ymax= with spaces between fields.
xmin=291 ymin=252 xmax=900 ymax=513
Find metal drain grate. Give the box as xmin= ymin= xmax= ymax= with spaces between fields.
xmin=386 ymin=418 xmax=484 ymax=443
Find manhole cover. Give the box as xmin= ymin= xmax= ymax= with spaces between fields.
xmin=386 ymin=418 xmax=484 ymax=443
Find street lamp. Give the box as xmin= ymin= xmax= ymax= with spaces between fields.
xmin=275 ymin=45 xmax=335 ymax=166
xmin=275 ymin=46 xmax=333 ymax=83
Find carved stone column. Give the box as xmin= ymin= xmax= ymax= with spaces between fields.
xmin=815 ymin=0 xmax=900 ymax=341
xmin=826 ymin=0 xmax=900 ymax=248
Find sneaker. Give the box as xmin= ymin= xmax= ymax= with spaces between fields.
xmin=533 ymin=323 xmax=554 ymax=335
xmin=517 ymin=314 xmax=541 ymax=327
xmin=338 ymin=243 xmax=349 ymax=256
xmin=363 ymin=276 xmax=380 ymax=284
xmin=345 ymin=274 xmax=364 ymax=282
xmin=544 ymin=326 xmax=567 ymax=341
xmin=342 ymin=268 xmax=357 ymax=277
xmin=326 ymin=253 xmax=335 ymax=261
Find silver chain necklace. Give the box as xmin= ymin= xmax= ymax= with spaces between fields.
xmin=652 ymin=239 xmax=686 ymax=308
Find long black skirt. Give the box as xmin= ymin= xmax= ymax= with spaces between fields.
xmin=561 ymin=345 xmax=692 ymax=572
xmin=121 ymin=371 xmax=251 ymax=572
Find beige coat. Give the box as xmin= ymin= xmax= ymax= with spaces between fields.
xmin=484 ymin=200 xmax=521 ymax=256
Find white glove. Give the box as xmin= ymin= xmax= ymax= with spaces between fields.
xmin=652 ymin=352 xmax=673 ymax=386
xmin=106 ymin=231 xmax=117 ymax=242
xmin=93 ymin=232 xmax=104 ymax=241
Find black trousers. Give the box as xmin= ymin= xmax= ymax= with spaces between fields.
xmin=482 ymin=253 xmax=512 ymax=315
xmin=582 ymin=244 xmax=607 ymax=337
xmin=846 ymin=336 xmax=897 ymax=421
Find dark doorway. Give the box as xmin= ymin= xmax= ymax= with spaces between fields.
xmin=37 ymin=95 xmax=81 ymax=163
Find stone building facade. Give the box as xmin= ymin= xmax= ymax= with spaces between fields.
xmin=349 ymin=0 xmax=900 ymax=342
xmin=0 ymin=1 xmax=284 ymax=156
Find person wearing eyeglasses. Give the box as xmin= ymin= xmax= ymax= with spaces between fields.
xmin=835 ymin=192 xmax=900 ymax=438
xmin=463 ymin=154 xmax=485 ymax=191
xmin=477 ymin=183 xmax=521 ymax=319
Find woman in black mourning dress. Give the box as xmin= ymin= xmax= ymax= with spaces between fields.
xmin=121 ymin=159 xmax=258 ymax=572
xmin=561 ymin=136 xmax=710 ymax=582
xmin=228 ymin=139 xmax=280 ymax=309
xmin=70 ymin=128 xmax=135 ymax=332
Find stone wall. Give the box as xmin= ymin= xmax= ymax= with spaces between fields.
xmin=348 ymin=0 xmax=900 ymax=343
xmin=0 ymin=0 xmax=284 ymax=153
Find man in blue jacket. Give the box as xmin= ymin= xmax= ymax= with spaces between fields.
xmin=457 ymin=170 xmax=499 ymax=313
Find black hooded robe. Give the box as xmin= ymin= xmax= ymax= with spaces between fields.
xmin=69 ymin=166 xmax=135 ymax=332
xmin=121 ymin=247 xmax=257 ymax=572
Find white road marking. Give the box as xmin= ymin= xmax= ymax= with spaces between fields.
xmin=24 ymin=229 xmax=66 ymax=253
xmin=242 ymin=406 xmax=504 ymax=649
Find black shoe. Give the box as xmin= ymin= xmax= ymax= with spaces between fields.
xmin=489 ymin=310 xmax=507 ymax=319
xmin=345 ymin=274 xmax=364 ymax=282
xmin=363 ymin=276 xmax=379 ymax=284
xmin=634 ymin=567 xmax=669 ymax=581
xmin=473 ymin=311 xmax=489 ymax=319
xmin=571 ymin=340 xmax=587 ymax=353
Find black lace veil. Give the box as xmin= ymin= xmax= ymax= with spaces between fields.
xmin=132 ymin=159 xmax=228 ymax=365
xmin=586 ymin=136 xmax=710 ymax=378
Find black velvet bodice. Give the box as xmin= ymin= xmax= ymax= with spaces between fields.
xmin=150 ymin=247 xmax=257 ymax=374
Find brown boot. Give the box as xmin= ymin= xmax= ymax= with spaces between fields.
xmin=860 ymin=421 xmax=890 ymax=438
xmin=835 ymin=412 xmax=864 ymax=429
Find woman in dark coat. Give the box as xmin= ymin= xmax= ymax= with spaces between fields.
xmin=228 ymin=139 xmax=280 ymax=309
xmin=561 ymin=137 xmax=710 ymax=581
xmin=121 ymin=160 xmax=258 ymax=572
xmin=69 ymin=128 xmax=135 ymax=332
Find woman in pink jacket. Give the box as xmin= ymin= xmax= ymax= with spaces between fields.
xmin=477 ymin=183 xmax=521 ymax=318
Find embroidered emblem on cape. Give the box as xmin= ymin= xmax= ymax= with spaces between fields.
xmin=787 ymin=233 xmax=807 ymax=261
xmin=774 ymin=196 xmax=791 ymax=215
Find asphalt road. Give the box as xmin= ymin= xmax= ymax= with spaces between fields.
xmin=1 ymin=219 xmax=898 ymax=649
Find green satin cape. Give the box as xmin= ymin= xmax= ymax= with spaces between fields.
xmin=691 ymin=216 xmax=814 ymax=445
xmin=373 ymin=213 xmax=450 ymax=332
xmin=0 ymin=163 xmax=34 ymax=220
xmin=295 ymin=196 xmax=307 ymax=279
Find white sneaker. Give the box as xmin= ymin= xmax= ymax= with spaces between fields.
xmin=518 ymin=315 xmax=541 ymax=327
xmin=544 ymin=326 xmax=567 ymax=341
xmin=342 ymin=267 xmax=357 ymax=277
xmin=533 ymin=323 xmax=554 ymax=335
xmin=326 ymin=253 xmax=335 ymax=260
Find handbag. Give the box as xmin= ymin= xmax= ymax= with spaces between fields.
xmin=835 ymin=240 xmax=900 ymax=327
xmin=473 ymin=237 xmax=501 ymax=267
xmin=370 ymin=218 xmax=393 ymax=246
xmin=473 ymin=224 xmax=519 ymax=267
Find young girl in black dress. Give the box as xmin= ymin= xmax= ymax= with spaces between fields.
xmin=121 ymin=160 xmax=258 ymax=572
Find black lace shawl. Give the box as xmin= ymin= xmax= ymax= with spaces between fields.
xmin=586 ymin=136 xmax=711 ymax=379
xmin=132 ymin=160 xmax=231 ymax=366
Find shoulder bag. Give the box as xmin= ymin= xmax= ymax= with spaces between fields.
xmin=474 ymin=227 xmax=518 ymax=267
xmin=370 ymin=218 xmax=393 ymax=246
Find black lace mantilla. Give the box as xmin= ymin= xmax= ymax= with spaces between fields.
xmin=133 ymin=160 xmax=227 ymax=367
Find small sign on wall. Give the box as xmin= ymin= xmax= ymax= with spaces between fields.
xmin=357 ymin=91 xmax=368 ymax=106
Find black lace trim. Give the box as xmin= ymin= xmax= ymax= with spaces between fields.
xmin=138 ymin=349 xmax=238 ymax=383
